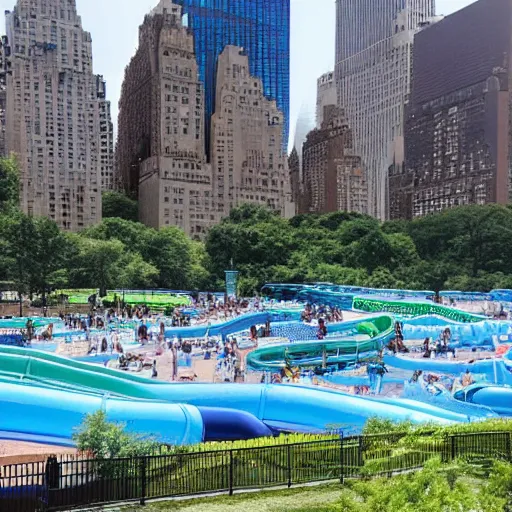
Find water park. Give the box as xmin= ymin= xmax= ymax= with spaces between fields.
xmin=4 ymin=283 xmax=512 ymax=509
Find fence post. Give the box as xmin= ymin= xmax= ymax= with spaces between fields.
xmin=229 ymin=450 xmax=234 ymax=496
xmin=358 ymin=436 xmax=363 ymax=468
xmin=139 ymin=456 xmax=147 ymax=506
xmin=451 ymin=435 xmax=456 ymax=461
xmin=340 ymin=433 xmax=344 ymax=484
xmin=287 ymin=443 xmax=292 ymax=488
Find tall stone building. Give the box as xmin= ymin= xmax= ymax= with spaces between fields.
xmin=391 ymin=0 xmax=512 ymax=219
xmin=172 ymin=0 xmax=290 ymax=156
xmin=4 ymin=0 xmax=113 ymax=230
xmin=301 ymin=104 xmax=367 ymax=214
xmin=0 ymin=39 xmax=8 ymax=158
xmin=335 ymin=0 xmax=435 ymax=219
xmin=210 ymin=46 xmax=293 ymax=219
xmin=288 ymin=146 xmax=300 ymax=215
xmin=316 ymin=71 xmax=336 ymax=129
xmin=117 ymin=1 xmax=215 ymax=237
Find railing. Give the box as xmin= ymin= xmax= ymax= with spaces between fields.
xmin=1 ymin=431 xmax=511 ymax=512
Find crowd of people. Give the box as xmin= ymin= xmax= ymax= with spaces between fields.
xmin=301 ymin=304 xmax=343 ymax=323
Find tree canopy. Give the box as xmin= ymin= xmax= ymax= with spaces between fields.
xmin=102 ymin=191 xmax=138 ymax=222
xmin=1 ymin=157 xmax=512 ymax=297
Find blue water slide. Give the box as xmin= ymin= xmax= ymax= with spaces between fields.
xmin=164 ymin=310 xmax=301 ymax=340
xmin=0 ymin=380 xmax=204 ymax=446
xmin=0 ymin=347 xmax=487 ymax=446
xmin=401 ymin=315 xmax=512 ymax=347
xmin=453 ymin=383 xmax=512 ymax=416
xmin=384 ymin=353 xmax=512 ymax=387
xmin=0 ymin=379 xmax=467 ymax=446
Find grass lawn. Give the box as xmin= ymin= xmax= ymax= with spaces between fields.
xmin=115 ymin=484 xmax=342 ymax=512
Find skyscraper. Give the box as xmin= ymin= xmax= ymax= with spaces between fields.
xmin=335 ymin=0 xmax=435 ymax=219
xmin=316 ymin=71 xmax=336 ymax=129
xmin=4 ymin=0 xmax=113 ymax=230
xmin=210 ymin=46 xmax=293 ymax=219
xmin=174 ymin=0 xmax=290 ymax=154
xmin=301 ymin=105 xmax=367 ymax=215
xmin=390 ymin=0 xmax=512 ymax=219
xmin=117 ymin=1 xmax=215 ymax=238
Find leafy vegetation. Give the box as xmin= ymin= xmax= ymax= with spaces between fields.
xmin=2 ymin=157 xmax=512 ymax=297
xmin=206 ymin=203 xmax=512 ymax=294
xmin=119 ymin=460 xmax=512 ymax=511
xmin=73 ymin=410 xmax=158 ymax=459
xmin=102 ymin=190 xmax=139 ymax=222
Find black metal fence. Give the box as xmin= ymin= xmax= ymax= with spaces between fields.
xmin=2 ymin=431 xmax=511 ymax=512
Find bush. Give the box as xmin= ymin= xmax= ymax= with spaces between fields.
xmin=73 ymin=410 xmax=158 ymax=459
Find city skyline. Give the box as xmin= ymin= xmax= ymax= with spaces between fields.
xmin=0 ymin=0 xmax=471 ymax=148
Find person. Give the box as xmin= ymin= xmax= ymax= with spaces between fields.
xmin=410 ymin=370 xmax=423 ymax=383
xmin=88 ymin=338 xmax=98 ymax=355
xmin=25 ymin=319 xmax=34 ymax=342
xmin=317 ymin=318 xmax=327 ymax=340
xmin=264 ymin=320 xmax=271 ymax=338
xmin=423 ymin=337 xmax=431 ymax=358
xmin=249 ymin=325 xmax=258 ymax=342
xmin=394 ymin=321 xmax=404 ymax=342
xmin=170 ymin=341 xmax=178 ymax=381
xmin=100 ymin=337 xmax=108 ymax=353
xmin=41 ymin=323 xmax=54 ymax=341
xmin=462 ymin=369 xmax=474 ymax=387
xmin=151 ymin=359 xmax=158 ymax=379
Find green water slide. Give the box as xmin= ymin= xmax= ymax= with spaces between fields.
xmin=0 ymin=345 xmax=168 ymax=399
xmin=353 ymin=297 xmax=486 ymax=323
xmin=245 ymin=314 xmax=395 ymax=371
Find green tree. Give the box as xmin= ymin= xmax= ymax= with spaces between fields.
xmin=102 ymin=191 xmax=138 ymax=222
xmin=0 ymin=157 xmax=20 ymax=212
xmin=73 ymin=410 xmax=157 ymax=459
xmin=83 ymin=217 xmax=153 ymax=258
xmin=117 ymin=253 xmax=159 ymax=289
xmin=0 ymin=212 xmax=37 ymax=315
xmin=69 ymin=237 xmax=125 ymax=296
xmin=30 ymin=217 xmax=71 ymax=306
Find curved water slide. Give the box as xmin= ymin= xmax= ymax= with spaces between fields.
xmin=245 ymin=315 xmax=395 ymax=371
xmin=353 ymin=296 xmax=487 ymax=323
xmin=163 ymin=310 xmax=302 ymax=340
xmin=402 ymin=315 xmax=512 ymax=347
xmin=0 ymin=346 xmax=478 ymax=446
xmin=261 ymin=283 xmax=435 ymax=304
xmin=384 ymin=353 xmax=512 ymax=415
xmin=453 ymin=383 xmax=512 ymax=415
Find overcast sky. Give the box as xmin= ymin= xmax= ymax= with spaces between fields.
xmin=0 ymin=0 xmax=473 ymax=144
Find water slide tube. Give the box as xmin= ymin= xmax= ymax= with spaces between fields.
xmin=0 ymin=380 xmax=206 ymax=447
xmin=453 ymin=384 xmax=512 ymax=416
xmin=163 ymin=310 xmax=302 ymax=341
xmin=0 ymin=347 xmax=474 ymax=444
xmin=401 ymin=315 xmax=512 ymax=347
xmin=261 ymin=283 xmax=435 ymax=303
xmin=245 ymin=315 xmax=395 ymax=371
xmin=383 ymin=354 xmax=512 ymax=386
xmin=353 ymin=296 xmax=487 ymax=323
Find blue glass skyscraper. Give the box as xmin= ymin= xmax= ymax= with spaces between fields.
xmin=175 ymin=0 xmax=290 ymax=155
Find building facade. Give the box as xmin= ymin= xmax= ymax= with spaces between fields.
xmin=316 ymin=71 xmax=336 ymax=129
xmin=174 ymin=0 xmax=290 ymax=155
xmin=118 ymin=1 xmax=215 ymax=238
xmin=288 ymin=146 xmax=300 ymax=214
xmin=4 ymin=0 xmax=113 ymax=230
xmin=301 ymin=104 xmax=367 ymax=215
xmin=391 ymin=0 xmax=512 ymax=219
xmin=210 ymin=46 xmax=293 ymax=219
xmin=335 ymin=0 xmax=435 ymax=219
